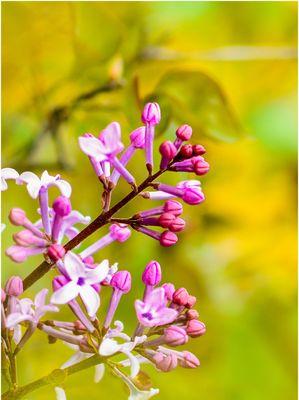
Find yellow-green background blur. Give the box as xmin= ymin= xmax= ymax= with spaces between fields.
xmin=1 ymin=2 xmax=297 ymax=399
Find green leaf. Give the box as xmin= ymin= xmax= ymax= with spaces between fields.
xmin=146 ymin=70 xmax=244 ymax=142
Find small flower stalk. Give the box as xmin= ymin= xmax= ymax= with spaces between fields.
xmin=2 ymin=100 xmax=210 ymax=400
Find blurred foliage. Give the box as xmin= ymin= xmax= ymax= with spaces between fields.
xmin=1 ymin=2 xmax=297 ymax=400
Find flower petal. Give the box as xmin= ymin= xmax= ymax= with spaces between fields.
xmin=79 ymin=136 xmax=107 ymax=161
xmin=51 ymin=281 xmax=79 ymax=304
xmin=34 ymin=288 xmax=48 ymax=308
xmin=1 ymin=168 xmax=19 ymax=180
xmin=64 ymin=252 xmax=85 ymax=280
xmin=85 ymin=259 xmax=109 ymax=284
xmin=55 ymin=387 xmax=67 ymax=400
xmin=99 ymin=338 xmax=120 ymax=356
xmin=61 ymin=351 xmax=91 ymax=369
xmin=122 ymin=350 xmax=140 ymax=378
xmin=6 ymin=313 xmax=31 ymax=328
xmin=146 ymin=287 xmax=166 ymax=308
xmin=79 ymin=284 xmax=100 ymax=317
xmin=151 ymin=307 xmax=178 ymax=326
xmin=55 ymin=180 xmax=72 ymax=198
xmin=94 ymin=363 xmax=105 ymax=383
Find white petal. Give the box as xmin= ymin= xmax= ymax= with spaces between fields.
xmin=101 ymin=122 xmax=123 ymax=152
xmin=55 ymin=180 xmax=72 ymax=198
xmin=13 ymin=324 xmax=22 ymax=344
xmin=55 ymin=387 xmax=67 ymax=400
xmin=78 ymin=136 xmax=107 ymax=161
xmin=99 ymin=338 xmax=120 ymax=356
xmin=17 ymin=171 xmax=39 ymax=185
xmin=94 ymin=363 xmax=105 ymax=383
xmin=1 ymin=168 xmax=19 ymax=180
xmin=50 ymin=281 xmax=79 ymax=304
xmin=64 ymin=252 xmax=85 ymax=279
xmin=79 ymin=285 xmax=100 ymax=317
xmin=122 ymin=351 xmax=140 ymax=378
xmin=34 ymin=288 xmax=48 ymax=308
xmin=85 ymin=259 xmax=109 ymax=284
xmin=1 ymin=179 xmax=8 ymax=191
xmin=6 ymin=313 xmax=30 ymax=328
xmin=61 ymin=351 xmax=90 ymax=369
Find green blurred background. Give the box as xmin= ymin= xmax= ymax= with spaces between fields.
xmin=1 ymin=2 xmax=297 ymax=399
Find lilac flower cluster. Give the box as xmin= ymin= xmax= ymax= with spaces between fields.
xmin=1 ymin=102 xmax=209 ymax=400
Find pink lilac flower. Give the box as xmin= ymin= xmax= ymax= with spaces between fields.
xmin=142 ymin=102 xmax=161 ymax=174
xmin=51 ymin=252 xmax=109 ymax=317
xmin=135 ymin=287 xmax=178 ymax=327
xmin=1 ymin=168 xmax=19 ymax=191
xmin=17 ymin=170 xmax=71 ymax=235
xmin=79 ymin=122 xmax=136 ymax=186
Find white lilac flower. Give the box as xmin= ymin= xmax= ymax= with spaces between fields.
xmin=50 ymin=252 xmax=109 ymax=317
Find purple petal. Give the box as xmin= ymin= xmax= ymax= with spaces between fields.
xmin=85 ymin=259 xmax=109 ymax=284
xmin=51 ymin=281 xmax=79 ymax=304
xmin=34 ymin=288 xmax=48 ymax=308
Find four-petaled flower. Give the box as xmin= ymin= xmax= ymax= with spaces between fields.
xmin=51 ymin=252 xmax=109 ymax=316
xmin=135 ymin=287 xmax=178 ymax=327
xmin=17 ymin=170 xmax=71 ymax=199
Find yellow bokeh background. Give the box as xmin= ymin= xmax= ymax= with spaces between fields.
xmin=1 ymin=2 xmax=297 ymax=400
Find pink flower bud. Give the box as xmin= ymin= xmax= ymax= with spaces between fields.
xmin=83 ymin=256 xmax=95 ymax=267
xmin=193 ymin=144 xmax=206 ymax=155
xmin=173 ymin=288 xmax=189 ymax=306
xmin=186 ymin=320 xmax=206 ymax=338
xmin=9 ymin=208 xmax=27 ymax=226
xmin=1 ymin=288 xmax=6 ymax=303
xmin=5 ymin=276 xmax=23 ymax=296
xmin=169 ymin=217 xmax=185 ymax=232
xmin=176 ymin=124 xmax=192 ymax=141
xmin=163 ymin=200 xmax=183 ymax=216
xmin=110 ymin=271 xmax=131 ymax=293
xmin=186 ymin=295 xmax=197 ymax=309
xmin=52 ymin=196 xmax=72 ymax=217
xmin=164 ymin=325 xmax=188 ymax=347
xmin=6 ymin=246 xmax=29 ymax=263
xmin=13 ymin=230 xmax=45 ymax=247
xmin=182 ymin=188 xmax=205 ymax=205
xmin=159 ymin=141 xmax=177 ymax=160
xmin=47 ymin=244 xmax=66 ymax=262
xmin=179 ymin=351 xmax=200 ymax=368
xmin=160 ymin=231 xmax=178 ymax=247
xmin=109 ymin=224 xmax=131 ymax=243
xmin=141 ymin=102 xmax=161 ymax=125
xmin=179 ymin=144 xmax=193 ymax=159
xmin=142 ymin=260 xmax=161 ymax=286
xmin=52 ymin=275 xmax=69 ymax=291
xmin=153 ymin=352 xmax=178 ymax=372
xmin=186 ymin=309 xmax=199 ymax=320
xmin=192 ymin=157 xmax=210 ymax=176
xmin=162 ymin=283 xmax=175 ymax=301
xmin=130 ymin=127 xmax=146 ymax=149
xmin=158 ymin=213 xmax=176 ymax=228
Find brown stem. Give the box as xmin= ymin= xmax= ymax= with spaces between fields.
xmin=23 ymin=168 xmax=165 ymax=291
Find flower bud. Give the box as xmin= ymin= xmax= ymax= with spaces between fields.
xmin=109 ymin=224 xmax=131 ymax=243
xmin=192 ymin=144 xmax=206 ymax=155
xmin=163 ymin=200 xmax=183 ymax=216
xmin=160 ymin=231 xmax=178 ymax=247
xmin=1 ymin=288 xmax=6 ymax=303
xmin=159 ymin=141 xmax=177 ymax=160
xmin=9 ymin=208 xmax=27 ymax=226
xmin=74 ymin=320 xmax=86 ymax=331
xmin=186 ymin=309 xmax=199 ymax=320
xmin=180 ymin=144 xmax=193 ymax=159
xmin=6 ymin=246 xmax=29 ymax=263
xmin=186 ymin=320 xmax=206 ymax=338
xmin=47 ymin=244 xmax=66 ymax=262
xmin=176 ymin=124 xmax=192 ymax=141
xmin=158 ymin=213 xmax=175 ymax=228
xmin=52 ymin=275 xmax=69 ymax=291
xmin=182 ymin=188 xmax=205 ymax=205
xmin=173 ymin=288 xmax=189 ymax=306
xmin=13 ymin=230 xmax=44 ymax=247
xmin=169 ymin=217 xmax=185 ymax=232
xmin=186 ymin=295 xmax=197 ymax=309
xmin=179 ymin=351 xmax=200 ymax=368
xmin=162 ymin=283 xmax=175 ymax=301
xmin=142 ymin=260 xmax=161 ymax=286
xmin=192 ymin=157 xmax=210 ymax=176
xmin=153 ymin=352 xmax=177 ymax=372
xmin=5 ymin=276 xmax=23 ymax=296
xmin=110 ymin=270 xmax=131 ymax=293
xmin=130 ymin=127 xmax=146 ymax=149
xmin=141 ymin=102 xmax=161 ymax=125
xmin=53 ymin=196 xmax=72 ymax=217
xmin=164 ymin=325 xmax=188 ymax=347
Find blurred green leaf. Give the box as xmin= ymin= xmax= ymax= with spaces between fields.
xmin=147 ymin=70 xmax=244 ymax=142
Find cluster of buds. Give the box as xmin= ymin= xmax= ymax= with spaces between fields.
xmin=1 ymin=100 xmax=210 ymax=400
